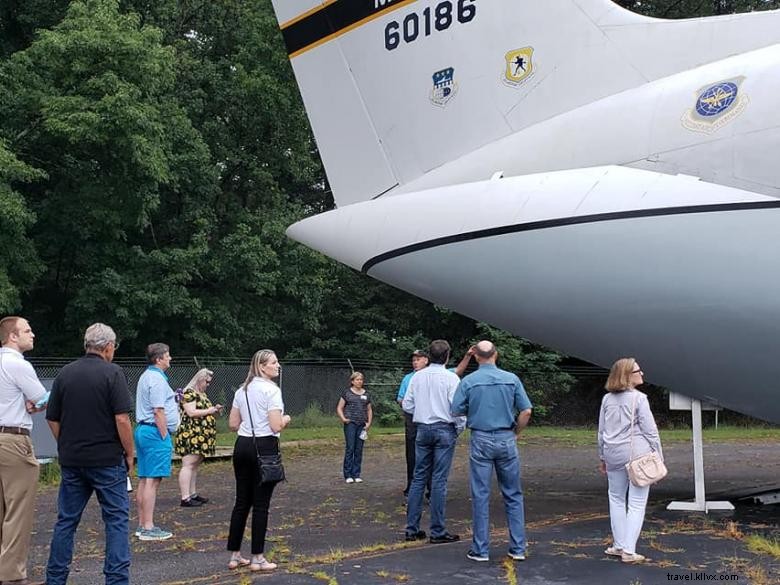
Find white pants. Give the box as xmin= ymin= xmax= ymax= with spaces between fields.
xmin=607 ymin=468 xmax=649 ymax=554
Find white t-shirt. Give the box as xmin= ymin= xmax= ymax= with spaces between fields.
xmin=0 ymin=347 xmax=47 ymax=429
xmin=232 ymin=377 xmax=284 ymax=438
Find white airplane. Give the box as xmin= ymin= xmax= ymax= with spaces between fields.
xmin=271 ymin=0 xmax=780 ymax=423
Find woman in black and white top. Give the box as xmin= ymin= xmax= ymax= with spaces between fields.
xmin=336 ymin=371 xmax=373 ymax=483
xmin=598 ymin=357 xmax=663 ymax=564
xmin=226 ymin=350 xmax=290 ymax=572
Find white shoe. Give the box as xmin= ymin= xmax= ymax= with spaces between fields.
xmin=507 ymin=552 xmax=526 ymax=561
xmin=354 ymin=477 xmax=363 ymax=483
xmin=604 ymin=546 xmax=623 ymax=557
xmin=345 ymin=478 xmax=354 ymax=484
xmin=621 ymin=552 xmax=646 ymax=563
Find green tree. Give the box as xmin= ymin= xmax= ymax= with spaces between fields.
xmin=614 ymin=0 xmax=780 ymax=17
xmin=0 ymin=140 xmax=43 ymax=312
xmin=471 ymin=324 xmax=575 ymax=420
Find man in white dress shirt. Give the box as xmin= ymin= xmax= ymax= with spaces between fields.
xmin=0 ymin=316 xmax=47 ymax=585
xmin=402 ymin=339 xmax=463 ymax=544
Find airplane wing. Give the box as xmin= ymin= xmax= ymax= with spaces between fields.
xmin=290 ymin=166 xmax=780 ymax=423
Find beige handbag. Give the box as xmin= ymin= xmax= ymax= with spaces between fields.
xmin=626 ymin=392 xmax=667 ymax=487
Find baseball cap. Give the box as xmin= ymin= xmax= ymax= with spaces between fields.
xmin=411 ymin=349 xmax=428 ymax=358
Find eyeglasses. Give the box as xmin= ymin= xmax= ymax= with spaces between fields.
xmin=631 ymin=369 xmax=643 ymax=375
xmin=112 ymin=341 xmax=120 ymax=350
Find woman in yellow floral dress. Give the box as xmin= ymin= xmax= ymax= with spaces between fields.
xmin=176 ymin=368 xmax=221 ymax=507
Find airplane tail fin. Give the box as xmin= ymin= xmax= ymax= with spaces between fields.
xmin=270 ymin=0 xmax=778 ymax=206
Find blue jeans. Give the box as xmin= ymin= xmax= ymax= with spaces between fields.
xmin=469 ymin=430 xmax=526 ymax=557
xmin=406 ymin=423 xmax=457 ymax=538
xmin=46 ymin=465 xmax=130 ymax=585
xmin=342 ymin=422 xmax=365 ymax=479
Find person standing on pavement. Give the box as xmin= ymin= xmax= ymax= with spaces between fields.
xmin=397 ymin=347 xmax=475 ymax=498
xmin=397 ymin=350 xmax=429 ymax=498
xmin=451 ymin=340 xmax=533 ymax=563
xmin=402 ymin=339 xmax=463 ymax=544
xmin=0 ymin=316 xmax=48 ymax=585
xmin=227 ymin=349 xmax=290 ymax=572
xmin=336 ymin=371 xmax=373 ymax=483
xmin=45 ymin=323 xmax=134 ymax=585
xmin=176 ymin=368 xmax=220 ymax=507
xmin=134 ymin=343 xmax=179 ymax=541
xmin=598 ymin=357 xmax=663 ymax=564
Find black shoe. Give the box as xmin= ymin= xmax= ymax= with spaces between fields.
xmin=430 ymin=533 xmax=460 ymax=544
xmin=404 ymin=530 xmax=427 ymax=542
xmin=180 ymin=497 xmax=203 ymax=507
xmin=191 ymin=494 xmax=209 ymax=504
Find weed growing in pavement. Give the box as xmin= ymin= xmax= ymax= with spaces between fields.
xmin=745 ymin=534 xmax=780 ymax=559
xmin=501 ymin=557 xmax=518 ymax=585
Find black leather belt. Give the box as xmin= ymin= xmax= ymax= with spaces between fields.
xmin=0 ymin=425 xmax=30 ymax=436
xmin=138 ymin=421 xmax=156 ymax=426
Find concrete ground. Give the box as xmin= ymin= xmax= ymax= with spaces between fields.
xmin=25 ymin=434 xmax=780 ymax=584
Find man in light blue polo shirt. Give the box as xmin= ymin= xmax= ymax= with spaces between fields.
xmin=452 ymin=340 xmax=533 ymax=563
xmin=134 ymin=342 xmax=179 ymax=541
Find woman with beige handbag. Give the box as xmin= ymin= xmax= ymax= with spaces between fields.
xmin=597 ymin=357 xmax=664 ymax=564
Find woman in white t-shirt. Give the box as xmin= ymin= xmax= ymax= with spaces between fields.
xmin=226 ymin=350 xmax=291 ymax=572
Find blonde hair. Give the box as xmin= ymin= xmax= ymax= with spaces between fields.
xmin=350 ymin=371 xmax=364 ymax=383
xmin=185 ymin=368 xmax=213 ymax=393
xmin=241 ymin=349 xmax=277 ymax=391
xmin=605 ymin=357 xmax=637 ymax=392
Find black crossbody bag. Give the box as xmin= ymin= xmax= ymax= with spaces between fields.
xmin=244 ymin=389 xmax=286 ymax=485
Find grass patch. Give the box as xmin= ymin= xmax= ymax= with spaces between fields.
xmin=745 ymin=534 xmax=780 ymax=559
xmin=214 ymin=423 xmax=780 ymax=448
xmin=522 ymin=426 xmax=780 ymax=446
xmin=39 ymin=460 xmax=61 ymax=486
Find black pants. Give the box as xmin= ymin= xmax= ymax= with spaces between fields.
xmin=403 ymin=412 xmax=431 ymax=497
xmin=227 ymin=436 xmax=278 ymax=554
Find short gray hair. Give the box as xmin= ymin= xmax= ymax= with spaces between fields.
xmin=84 ymin=323 xmax=117 ymax=351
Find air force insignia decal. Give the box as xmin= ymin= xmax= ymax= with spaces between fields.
xmin=503 ymin=47 xmax=534 ymax=88
xmin=430 ymin=67 xmax=458 ymax=107
xmin=682 ymin=77 xmax=748 ymax=134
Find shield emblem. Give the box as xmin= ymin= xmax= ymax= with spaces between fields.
xmin=504 ymin=47 xmax=534 ymax=86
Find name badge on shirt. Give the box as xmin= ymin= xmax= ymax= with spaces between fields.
xmin=360 ymin=395 xmax=367 ymax=401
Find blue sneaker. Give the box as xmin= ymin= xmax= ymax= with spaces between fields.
xmin=139 ymin=526 xmax=173 ymax=541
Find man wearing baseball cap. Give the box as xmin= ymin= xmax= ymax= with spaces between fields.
xmin=396 ymin=350 xmax=430 ymax=498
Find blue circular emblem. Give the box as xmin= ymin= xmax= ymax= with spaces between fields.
xmin=695 ymin=82 xmax=738 ymax=117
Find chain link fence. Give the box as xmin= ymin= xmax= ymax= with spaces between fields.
xmin=28 ymin=356 xmax=771 ymax=427
xmin=28 ymin=357 xmax=414 ymax=423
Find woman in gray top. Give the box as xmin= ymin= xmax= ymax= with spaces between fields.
xmin=598 ymin=357 xmax=663 ymax=564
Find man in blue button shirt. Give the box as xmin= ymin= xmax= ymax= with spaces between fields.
xmin=134 ymin=343 xmax=179 ymax=541
xmin=452 ymin=340 xmax=532 ymax=563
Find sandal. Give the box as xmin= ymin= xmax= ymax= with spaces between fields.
xmin=250 ymin=558 xmax=278 ymax=571
xmin=228 ymin=556 xmax=251 ymax=570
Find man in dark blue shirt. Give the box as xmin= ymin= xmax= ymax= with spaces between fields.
xmin=45 ymin=323 xmax=134 ymax=585
xmin=452 ymin=340 xmax=532 ymax=563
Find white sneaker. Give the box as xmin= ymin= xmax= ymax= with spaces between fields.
xmin=354 ymin=478 xmax=363 ymax=483
xmin=345 ymin=478 xmax=354 ymax=484
xmin=507 ymin=552 xmax=526 ymax=561
xmin=621 ymin=552 xmax=646 ymax=563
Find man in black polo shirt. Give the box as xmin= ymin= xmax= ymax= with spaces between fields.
xmin=45 ymin=323 xmax=134 ymax=585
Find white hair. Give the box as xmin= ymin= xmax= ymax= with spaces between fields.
xmin=84 ymin=323 xmax=116 ymax=351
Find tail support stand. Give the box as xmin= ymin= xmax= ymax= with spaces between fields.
xmin=666 ymin=398 xmax=734 ymax=513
